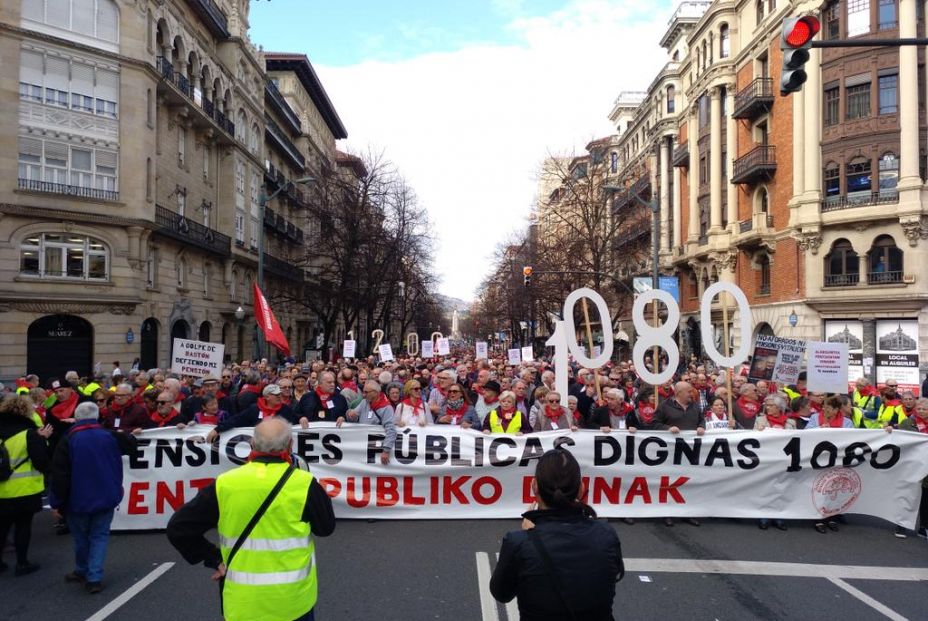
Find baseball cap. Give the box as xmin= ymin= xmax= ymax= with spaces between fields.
xmin=263 ymin=384 xmax=282 ymax=396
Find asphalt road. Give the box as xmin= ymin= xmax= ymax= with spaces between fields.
xmin=3 ymin=510 xmax=927 ymax=621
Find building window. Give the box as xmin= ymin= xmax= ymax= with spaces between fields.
xmin=146 ymin=247 xmax=158 ymax=288
xmin=18 ymin=136 xmax=118 ymax=193
xmin=757 ymin=187 xmax=770 ymax=213
xmin=234 ymin=210 xmax=245 ymax=244
xmin=824 ymin=87 xmax=840 ymax=125
xmin=698 ymin=199 xmax=710 ymax=236
xmin=21 ymin=0 xmax=120 ymax=44
xmin=176 ymin=187 xmax=187 ymax=216
xmin=878 ymin=152 xmax=899 ymax=194
xmin=235 ymin=160 xmax=245 ymax=195
xmin=698 ymin=93 xmax=710 ymax=129
xmin=203 ymin=263 xmax=211 ymax=298
xmin=824 ymin=239 xmax=860 ymax=286
xmin=178 ymin=126 xmax=186 ymax=166
xmin=699 ymin=155 xmax=709 ymax=186
xmin=878 ymin=0 xmax=897 ymax=29
xmin=824 ymin=1 xmax=841 ymax=38
xmin=250 ymin=217 xmax=259 ymax=249
xmin=203 ymin=145 xmax=210 ymax=180
xmin=846 ymin=157 xmax=872 ymax=198
xmin=610 ymin=152 xmax=618 ymax=174
xmin=666 ymin=86 xmax=675 ymax=114
xmin=768 ymin=0 xmax=777 ymax=10
xmin=19 ymin=49 xmax=119 ymax=118
xmin=230 ymin=270 xmax=238 ymax=302
xmin=824 ymin=163 xmax=840 ymax=197
xmin=720 ymin=25 xmax=730 ymax=58
xmin=759 ymin=256 xmax=771 ymax=295
xmin=756 ymin=0 xmax=765 ymax=24
xmin=878 ymin=72 xmax=898 ymax=114
xmin=847 ymin=0 xmax=870 ymax=37
xmin=846 ymin=82 xmax=871 ymax=119
xmin=20 ymin=233 xmax=108 ymax=280
xmin=701 ymin=40 xmax=708 ymax=70
xmin=176 ymin=257 xmax=187 ymax=289
xmin=868 ymin=235 xmax=903 ymax=283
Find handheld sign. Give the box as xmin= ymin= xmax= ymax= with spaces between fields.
xmin=507 ymin=348 xmax=521 ymax=366
xmin=379 ymin=343 xmax=395 ymax=362
xmin=171 ymin=338 xmax=224 ymax=377
xmin=436 ymin=337 xmax=450 ymax=356
xmin=521 ymin=345 xmax=534 ymax=362
xmin=807 ymin=341 xmax=849 ymax=394
xmin=342 ymin=340 xmax=357 ymax=359
xmin=421 ymin=340 xmax=435 ymax=358
xmin=475 ymin=341 xmax=488 ymax=360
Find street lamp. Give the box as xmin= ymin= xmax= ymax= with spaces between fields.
xmin=256 ymin=175 xmax=315 ymax=358
xmin=234 ymin=306 xmax=245 ymax=321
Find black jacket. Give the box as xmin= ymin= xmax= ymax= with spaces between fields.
xmin=490 ymin=508 xmax=624 ymax=621
xmin=215 ymin=402 xmax=297 ymax=433
xmin=294 ymin=391 xmax=348 ymax=423
xmin=654 ymin=398 xmax=704 ymax=431
xmin=0 ymin=413 xmax=50 ymax=516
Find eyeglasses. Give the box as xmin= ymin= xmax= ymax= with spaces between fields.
xmin=448 ymin=390 xmax=462 ymax=394
xmin=156 ymin=400 xmax=172 ymax=405
xmin=411 ymin=387 xmax=421 ymax=391
xmin=114 ymin=394 xmax=130 ymax=398
xmin=95 ymin=398 xmax=107 ymax=403
xmin=547 ymin=399 xmax=560 ymax=404
xmin=221 ymin=376 xmax=231 ymax=379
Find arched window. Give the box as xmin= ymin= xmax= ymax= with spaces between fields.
xmin=868 ymin=235 xmax=903 ymax=283
xmin=756 ymin=186 xmax=769 ymax=214
xmin=230 ymin=269 xmax=238 ymax=303
xmin=720 ymin=24 xmax=730 ymax=58
xmin=846 ymin=157 xmax=872 ymax=200
xmin=22 ymin=0 xmax=119 ymax=45
xmin=878 ymin=152 xmax=899 ymax=195
xmin=758 ymin=255 xmax=771 ymax=295
xmin=251 ymin=122 xmax=260 ymax=154
xmin=610 ymin=152 xmax=618 ymax=174
xmin=245 ymin=271 xmax=254 ymax=305
xmin=701 ymin=40 xmax=708 ymax=70
xmin=20 ymin=233 xmax=108 ymax=280
xmin=824 ymin=239 xmax=859 ymax=286
xmin=666 ymin=85 xmax=675 ymax=114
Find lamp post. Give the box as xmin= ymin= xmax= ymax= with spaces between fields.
xmin=256 ymin=175 xmax=315 ymax=358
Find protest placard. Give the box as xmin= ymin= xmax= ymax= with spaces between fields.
xmin=379 ymin=343 xmax=395 ymax=362
xmin=421 ymin=340 xmax=434 ymax=358
xmin=507 ymin=348 xmax=521 ymax=365
xmin=807 ymin=341 xmax=849 ymax=394
xmin=748 ymin=335 xmax=806 ymax=385
xmin=521 ymin=345 xmax=534 ymax=362
xmin=436 ymin=337 xmax=450 ymax=356
xmin=475 ymin=341 xmax=488 ymax=359
xmin=342 ymin=340 xmax=356 ymax=358
xmin=171 ymin=338 xmax=224 ymax=377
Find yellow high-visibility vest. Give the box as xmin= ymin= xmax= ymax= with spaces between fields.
xmin=0 ymin=430 xmax=44 ymax=499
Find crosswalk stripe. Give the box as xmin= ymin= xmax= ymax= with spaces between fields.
xmin=475 ymin=552 xmax=500 ymax=621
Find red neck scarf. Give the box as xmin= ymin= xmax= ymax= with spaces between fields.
xmin=216 ymin=389 xmax=228 ymax=400
xmin=637 ymin=402 xmax=656 ymax=424
xmin=818 ymin=412 xmax=845 ymax=428
xmin=370 ymin=393 xmax=391 ymax=411
xmin=247 ymin=450 xmax=292 ymax=464
xmin=915 ymin=416 xmax=928 ymax=434
xmin=50 ymin=391 xmax=79 ymax=420
xmin=445 ymin=401 xmax=469 ymax=423
xmin=766 ymin=412 xmax=789 ymax=428
xmin=402 ymin=397 xmax=424 ymax=416
xmin=151 ymin=408 xmax=179 ymax=427
xmin=241 ymin=384 xmax=263 ymax=395
xmin=197 ymin=411 xmax=220 ymax=425
xmin=257 ymin=397 xmax=283 ymax=419
xmin=499 ymin=406 xmax=516 ymax=419
xmin=737 ymin=397 xmax=761 ymax=419
xmin=132 ymin=386 xmax=148 ymax=404
xmin=544 ymin=405 xmax=563 ymax=421
xmin=483 ymin=393 xmax=499 ymax=406
xmin=315 ymin=387 xmax=333 ymax=402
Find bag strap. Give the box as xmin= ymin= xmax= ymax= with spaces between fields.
xmin=527 ymin=528 xmax=579 ymax=621
xmin=225 ymin=464 xmax=296 ymax=570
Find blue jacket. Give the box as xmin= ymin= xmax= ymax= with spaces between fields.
xmin=50 ymin=419 xmax=137 ymax=514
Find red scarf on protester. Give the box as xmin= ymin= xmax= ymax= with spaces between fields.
xmin=474 ymin=385 xmax=486 ymax=396
xmin=544 ymin=405 xmax=564 ymax=421
xmin=499 ymin=406 xmax=516 ymax=420
xmin=257 ymin=397 xmax=283 ymax=419
xmin=915 ymin=416 xmax=928 ymax=434
xmin=818 ymin=412 xmax=845 ymax=428
xmin=445 ymin=402 xmax=469 ymax=424
xmin=483 ymin=393 xmax=499 ymax=406
xmin=736 ymin=397 xmax=761 ymax=419
xmin=196 ymin=411 xmax=220 ymax=425
xmin=765 ymin=412 xmax=789 ymax=428
xmin=401 ymin=397 xmax=424 ymax=417
xmin=241 ymin=384 xmax=263 ymax=396
xmin=150 ymin=408 xmax=179 ymax=427
xmin=658 ymin=386 xmax=673 ymax=400
xmin=174 ymin=392 xmax=186 ymax=404
xmin=340 ymin=381 xmax=359 ymax=392
xmin=315 ymin=387 xmax=333 ymax=402
xmin=216 ymin=389 xmax=228 ymax=401
xmin=883 ymin=397 xmax=902 ymax=408
xmin=50 ymin=391 xmax=79 ymax=421
xmin=370 ymin=393 xmax=391 ymax=412
xmin=637 ymin=402 xmax=656 ymax=425
xmin=571 ymin=409 xmax=582 ymax=424
xmin=132 ymin=386 xmax=148 ymax=404
xmin=247 ymin=450 xmax=293 ymax=464
xmin=809 ymin=401 xmax=823 ymax=417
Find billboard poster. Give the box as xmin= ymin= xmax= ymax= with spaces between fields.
xmin=633 ymin=276 xmax=681 ymax=303
xmin=824 ymin=321 xmax=864 ymax=392
xmin=875 ymin=320 xmax=920 ymax=396
xmin=748 ymin=335 xmax=806 ymax=386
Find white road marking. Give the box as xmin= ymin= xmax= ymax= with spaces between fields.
xmin=622 ymin=558 xmax=928 ymax=581
xmin=475 ymin=552 xmax=500 ymax=621
xmin=638 ymin=575 xmax=652 ymax=582
xmin=828 ymin=578 xmax=910 ymax=621
xmin=84 ymin=562 xmax=174 ymax=621
xmin=496 ymin=553 xmax=519 ymax=620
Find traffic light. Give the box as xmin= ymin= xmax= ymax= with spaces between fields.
xmin=523 ymin=266 xmax=532 ymax=287
xmin=779 ymin=16 xmax=820 ymax=96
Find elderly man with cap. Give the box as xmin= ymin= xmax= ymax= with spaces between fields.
xmin=206 ymin=384 xmax=297 ymax=443
xmin=474 ymin=380 xmax=502 ymax=426
xmin=341 ymin=380 xmax=396 ymax=465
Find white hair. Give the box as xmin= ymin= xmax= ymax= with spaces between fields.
xmin=605 ymin=388 xmax=625 ymax=401
xmin=252 ymin=417 xmax=292 ymax=452
xmin=378 ymin=371 xmax=393 ymax=384
xmin=499 ymin=390 xmax=516 ymax=403
xmin=74 ymin=402 xmax=99 ymax=420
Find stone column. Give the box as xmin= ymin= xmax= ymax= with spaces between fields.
xmin=660 ymin=136 xmax=672 ymax=253
xmin=672 ymin=165 xmax=683 ymax=249
xmin=709 ymin=87 xmax=723 ymax=230
xmin=792 ymin=85 xmax=805 ymax=201
xmin=898 ymin=0 xmax=921 ymax=190
xmin=725 ymin=85 xmax=737 ymax=228
xmin=803 ymin=47 xmax=822 ymax=199
xmin=862 ymin=318 xmax=877 ymax=384
xmin=688 ymin=111 xmax=699 ymax=241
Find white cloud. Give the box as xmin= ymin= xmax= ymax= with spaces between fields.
xmin=314 ymin=0 xmax=670 ymax=300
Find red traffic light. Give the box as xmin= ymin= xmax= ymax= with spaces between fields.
xmin=523 ymin=266 xmax=533 ymax=276
xmin=783 ymin=16 xmax=820 ymax=48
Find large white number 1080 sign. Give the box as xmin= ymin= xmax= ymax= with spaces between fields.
xmin=546 ymin=283 xmax=752 ymax=404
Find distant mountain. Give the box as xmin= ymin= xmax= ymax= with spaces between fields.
xmin=436 ymin=294 xmax=470 ymax=313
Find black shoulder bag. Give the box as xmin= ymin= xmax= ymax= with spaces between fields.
xmin=527 ymin=528 xmax=579 ymax=621
xmin=219 ymin=464 xmax=297 ymax=607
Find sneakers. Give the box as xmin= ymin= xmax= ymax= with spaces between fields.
xmin=917 ymin=527 xmax=928 ymax=539
xmin=14 ymin=562 xmax=40 ymax=577
xmin=893 ymin=526 xmax=907 ymax=539
xmin=64 ymin=571 xmax=86 ymax=583
xmin=85 ymin=581 xmax=104 ymax=594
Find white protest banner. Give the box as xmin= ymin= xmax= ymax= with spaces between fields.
xmin=379 ymin=343 xmax=394 ymax=362
xmin=475 ymin=341 xmax=488 ymax=359
xmin=507 ymin=348 xmax=522 ymax=366
xmin=521 ymin=345 xmax=534 ymax=362
xmin=421 ymin=340 xmax=434 ymax=358
xmin=748 ymin=335 xmax=806 ymax=385
xmin=876 ymin=320 xmax=921 ymax=396
xmin=593 ymin=345 xmax=602 ymax=358
xmin=171 ymin=338 xmax=224 ymax=377
xmin=113 ymin=426 xmax=928 ymax=529
xmin=807 ymin=341 xmax=849 ymax=394
xmin=436 ymin=337 xmax=450 ymax=356
xmin=342 ymin=340 xmax=356 ymax=359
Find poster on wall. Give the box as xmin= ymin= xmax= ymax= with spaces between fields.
xmin=875 ymin=320 xmax=921 ymax=396
xmin=824 ymin=321 xmax=864 ymax=392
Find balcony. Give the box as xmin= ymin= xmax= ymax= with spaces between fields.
xmin=867 ymin=270 xmax=903 ymax=285
xmin=18 ymin=178 xmax=118 ymax=202
xmin=275 ymin=213 xmax=287 ymax=235
xmin=731 ymin=145 xmax=776 ymax=185
xmin=265 ymin=80 xmax=301 ymax=134
xmin=265 ymin=117 xmax=305 ymax=170
xmin=824 ymin=273 xmax=860 ymax=287
xmin=736 ymin=212 xmax=774 ymax=245
xmin=184 ymin=0 xmax=230 ymax=39
xmin=672 ymin=142 xmax=689 ymax=168
xmin=732 ymin=78 xmax=774 ymax=120
xmin=821 ymin=190 xmax=899 ymax=212
xmin=155 ymin=205 xmax=231 ymax=257
xmin=264 ymin=207 xmax=276 ymax=228
xmin=631 ymin=174 xmax=650 ymax=197
xmin=155 ymin=57 xmax=235 ymax=140
xmin=614 ymin=217 xmax=650 ymax=248
xmin=263 ymin=252 xmax=304 ymax=282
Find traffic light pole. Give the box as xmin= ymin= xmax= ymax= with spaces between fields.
xmin=811 ymin=38 xmax=928 ymax=48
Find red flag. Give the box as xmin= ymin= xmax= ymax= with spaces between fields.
xmin=253 ymin=282 xmax=290 ymax=356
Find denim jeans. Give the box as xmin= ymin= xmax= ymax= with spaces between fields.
xmin=67 ymin=509 xmax=115 ymax=582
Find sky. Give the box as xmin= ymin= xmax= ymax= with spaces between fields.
xmin=249 ymin=0 xmax=673 ymax=301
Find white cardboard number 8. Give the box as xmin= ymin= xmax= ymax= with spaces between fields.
xmin=632 ymin=289 xmax=680 ymax=386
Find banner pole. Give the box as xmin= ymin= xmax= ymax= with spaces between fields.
xmin=653 ymin=298 xmax=660 ymax=409
xmin=723 ymin=291 xmax=735 ymax=429
xmin=581 ymin=297 xmax=603 ymax=403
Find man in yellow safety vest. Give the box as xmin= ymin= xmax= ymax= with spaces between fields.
xmin=167 ymin=417 xmax=335 ymax=621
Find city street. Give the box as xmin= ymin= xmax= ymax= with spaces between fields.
xmin=4 ymin=510 xmax=927 ymax=621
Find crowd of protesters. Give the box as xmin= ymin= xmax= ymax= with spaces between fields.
xmin=2 ymin=348 xmax=927 ymax=588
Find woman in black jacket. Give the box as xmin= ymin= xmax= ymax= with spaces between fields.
xmin=490 ymin=448 xmax=624 ymax=620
